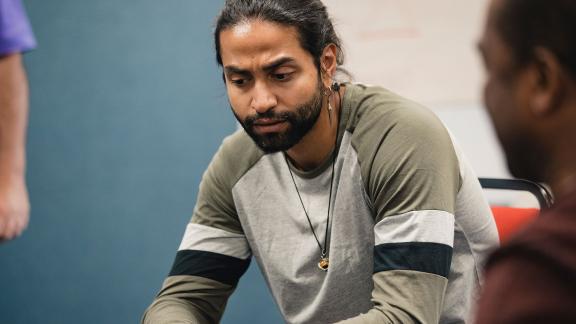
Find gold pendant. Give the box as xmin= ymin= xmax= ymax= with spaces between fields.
xmin=318 ymin=257 xmax=329 ymax=271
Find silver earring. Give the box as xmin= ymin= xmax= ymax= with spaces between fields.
xmin=326 ymin=89 xmax=334 ymax=124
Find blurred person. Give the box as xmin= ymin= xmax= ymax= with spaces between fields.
xmin=0 ymin=0 xmax=36 ymax=241
xmin=143 ymin=0 xmax=499 ymax=323
xmin=476 ymin=0 xmax=576 ymax=322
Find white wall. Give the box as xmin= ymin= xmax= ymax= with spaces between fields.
xmin=324 ymin=0 xmax=508 ymax=175
xmin=432 ymin=103 xmax=509 ymax=178
xmin=326 ymin=0 xmax=543 ymax=207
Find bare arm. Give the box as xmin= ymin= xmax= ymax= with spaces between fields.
xmin=0 ymin=53 xmax=30 ymax=241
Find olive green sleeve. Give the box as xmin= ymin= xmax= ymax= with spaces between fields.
xmin=343 ymin=85 xmax=461 ymax=323
xmin=142 ymin=276 xmax=237 ymax=324
xmin=335 ymin=271 xmax=448 ymax=324
xmin=142 ymin=131 xmax=262 ymax=324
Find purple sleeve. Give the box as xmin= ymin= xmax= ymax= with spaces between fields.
xmin=0 ymin=0 xmax=37 ymax=55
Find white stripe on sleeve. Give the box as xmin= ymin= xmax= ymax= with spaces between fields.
xmin=178 ymin=223 xmax=251 ymax=259
xmin=374 ymin=210 xmax=455 ymax=247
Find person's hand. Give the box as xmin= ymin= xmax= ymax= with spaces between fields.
xmin=0 ymin=175 xmax=30 ymax=242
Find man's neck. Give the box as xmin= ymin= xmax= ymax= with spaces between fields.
xmin=547 ymin=160 xmax=576 ymax=202
xmin=544 ymin=97 xmax=576 ymax=201
xmin=285 ymin=87 xmax=344 ymax=171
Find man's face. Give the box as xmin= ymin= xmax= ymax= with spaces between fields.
xmin=219 ymin=19 xmax=324 ymax=153
xmin=479 ymin=0 xmax=544 ymax=180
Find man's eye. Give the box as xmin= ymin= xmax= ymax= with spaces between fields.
xmin=231 ymin=78 xmax=246 ymax=85
xmin=273 ymin=73 xmax=291 ymax=81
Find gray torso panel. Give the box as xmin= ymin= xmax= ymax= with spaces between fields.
xmin=233 ymin=132 xmax=374 ymax=323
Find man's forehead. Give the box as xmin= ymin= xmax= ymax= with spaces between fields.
xmin=220 ymin=19 xmax=300 ymax=47
xmin=219 ymin=20 xmax=311 ymax=70
xmin=231 ymin=20 xmax=255 ymax=38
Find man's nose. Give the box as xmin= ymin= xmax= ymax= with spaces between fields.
xmin=251 ymin=81 xmax=277 ymax=114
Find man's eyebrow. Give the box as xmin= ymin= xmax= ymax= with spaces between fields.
xmin=224 ymin=57 xmax=296 ymax=75
xmin=224 ymin=65 xmax=250 ymax=76
xmin=262 ymin=57 xmax=296 ymax=72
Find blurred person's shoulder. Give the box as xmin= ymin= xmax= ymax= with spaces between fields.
xmin=489 ymin=188 xmax=576 ymax=275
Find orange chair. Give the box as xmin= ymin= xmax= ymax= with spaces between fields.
xmin=479 ymin=178 xmax=554 ymax=243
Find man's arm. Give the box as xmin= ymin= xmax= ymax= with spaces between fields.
xmin=0 ymin=53 xmax=30 ymax=241
xmin=142 ymin=223 xmax=252 ymax=324
xmin=143 ymin=133 xmax=254 ymax=323
xmin=338 ymin=199 xmax=454 ymax=324
xmin=143 ymin=276 xmax=237 ymax=324
xmin=339 ymin=97 xmax=462 ymax=323
xmin=338 ymin=272 xmax=448 ymax=323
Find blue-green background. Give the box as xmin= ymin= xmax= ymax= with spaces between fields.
xmin=0 ymin=1 xmax=282 ymax=323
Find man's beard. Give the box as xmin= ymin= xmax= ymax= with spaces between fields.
xmin=234 ymin=82 xmax=324 ymax=153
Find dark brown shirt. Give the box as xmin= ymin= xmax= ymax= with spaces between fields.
xmin=476 ymin=188 xmax=576 ymax=324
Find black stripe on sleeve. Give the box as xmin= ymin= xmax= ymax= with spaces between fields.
xmin=374 ymin=242 xmax=453 ymax=278
xmin=169 ymin=250 xmax=251 ymax=286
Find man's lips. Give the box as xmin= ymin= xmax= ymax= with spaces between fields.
xmin=253 ymin=118 xmax=285 ymax=125
xmin=252 ymin=118 xmax=288 ymax=133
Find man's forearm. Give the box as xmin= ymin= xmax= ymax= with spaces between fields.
xmin=143 ymin=297 xmax=213 ymax=324
xmin=336 ymin=271 xmax=447 ymax=324
xmin=142 ymin=275 xmax=236 ymax=324
xmin=0 ymin=53 xmax=29 ymax=177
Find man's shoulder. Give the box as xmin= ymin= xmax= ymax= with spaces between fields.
xmin=516 ymin=197 xmax=576 ymax=246
xmin=346 ymin=83 xmax=431 ymax=115
xmin=207 ymin=129 xmax=265 ymax=188
xmin=346 ymin=83 xmax=446 ymax=139
xmin=345 ymin=83 xmax=454 ymax=159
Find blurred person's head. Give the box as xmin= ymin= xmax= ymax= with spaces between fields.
xmin=479 ymin=0 xmax=576 ymax=193
xmin=213 ymin=0 xmax=344 ymax=153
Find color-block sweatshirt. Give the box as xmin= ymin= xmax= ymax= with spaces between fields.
xmin=143 ymin=83 xmax=499 ymax=324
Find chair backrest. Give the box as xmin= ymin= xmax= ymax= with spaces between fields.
xmin=479 ymin=178 xmax=554 ymax=243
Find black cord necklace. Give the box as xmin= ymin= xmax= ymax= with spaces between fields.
xmin=285 ymin=86 xmax=341 ymax=271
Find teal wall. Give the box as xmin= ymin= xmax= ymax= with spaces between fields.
xmin=0 ymin=1 xmax=282 ymax=323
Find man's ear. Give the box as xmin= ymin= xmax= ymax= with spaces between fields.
xmin=320 ymin=44 xmax=338 ymax=89
xmin=528 ymin=47 xmax=566 ymax=117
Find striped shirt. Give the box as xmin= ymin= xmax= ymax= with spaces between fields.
xmin=143 ymin=84 xmax=499 ymax=324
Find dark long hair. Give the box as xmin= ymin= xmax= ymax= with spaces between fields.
xmin=214 ymin=0 xmax=345 ymax=73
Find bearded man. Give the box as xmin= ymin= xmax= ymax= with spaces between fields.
xmin=143 ymin=1 xmax=498 ymax=323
